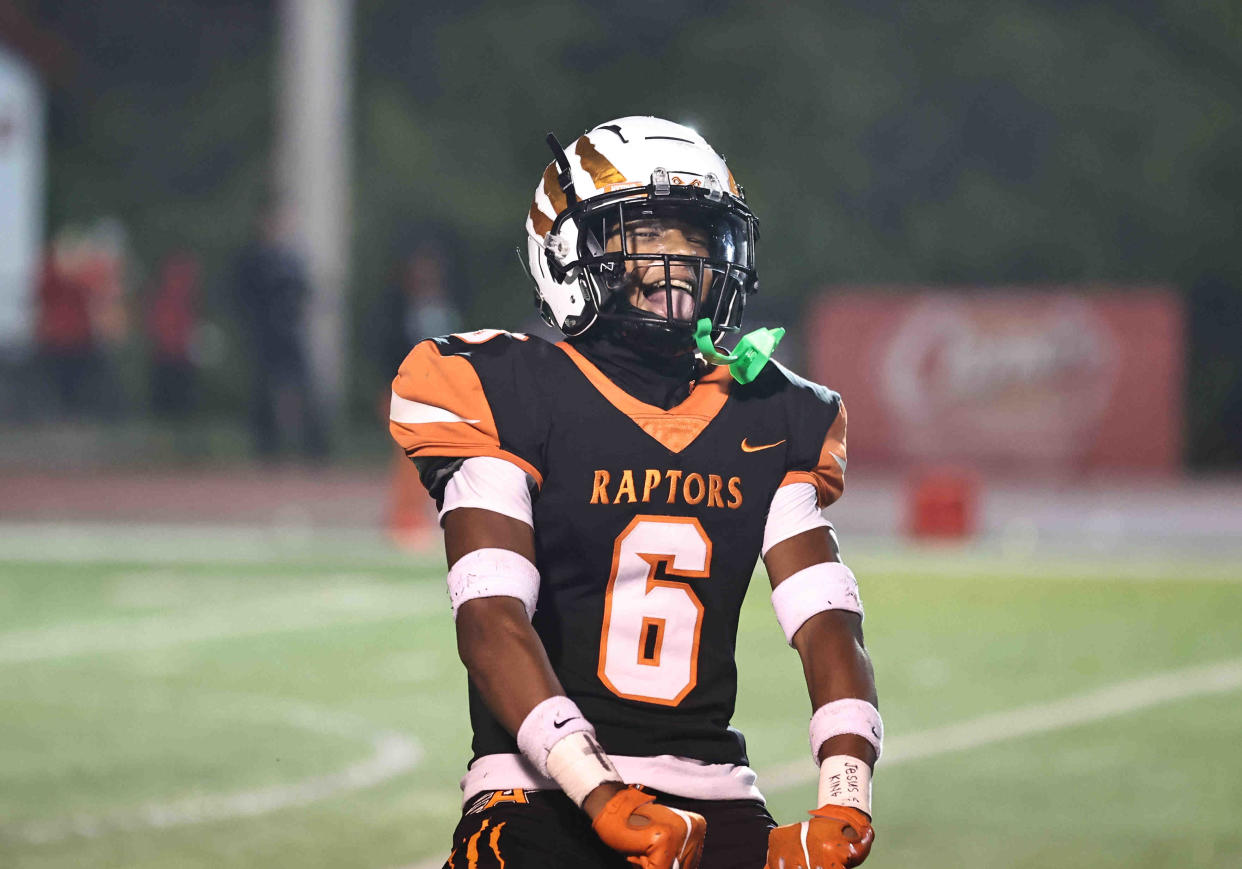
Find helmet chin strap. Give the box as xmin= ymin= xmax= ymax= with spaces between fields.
xmin=694 ymin=318 xmax=785 ymax=385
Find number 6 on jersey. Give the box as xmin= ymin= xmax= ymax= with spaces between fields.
xmin=598 ymin=516 xmax=711 ymax=706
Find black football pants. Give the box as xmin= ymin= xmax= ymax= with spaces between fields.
xmin=442 ymin=788 xmax=774 ymax=869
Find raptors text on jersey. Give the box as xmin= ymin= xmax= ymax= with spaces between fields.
xmin=390 ymin=330 xmax=846 ymax=766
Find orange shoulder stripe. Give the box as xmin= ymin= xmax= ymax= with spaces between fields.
xmin=389 ymin=341 xmax=543 ymax=486
xmin=781 ymin=400 xmax=846 ymax=507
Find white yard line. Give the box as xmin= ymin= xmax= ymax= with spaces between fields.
xmin=393 ymin=655 xmax=1242 ymax=869
xmin=0 ymin=585 xmax=442 ymax=663
xmin=0 ymin=522 xmax=440 ymax=568
xmin=761 ymin=655 xmax=1242 ymax=793
xmin=3 ymin=522 xmax=1239 ymax=578
xmin=9 ymin=656 xmax=1238 ymax=858
xmin=849 ymin=551 xmax=1242 ymax=584
xmin=11 ymin=698 xmax=422 ymax=844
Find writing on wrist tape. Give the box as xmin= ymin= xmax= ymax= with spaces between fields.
xmin=816 ymin=754 xmax=872 ymax=816
xmin=810 ymin=697 xmax=883 ymax=763
xmin=546 ymin=730 xmax=623 ymax=808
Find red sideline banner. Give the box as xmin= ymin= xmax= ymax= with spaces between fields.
xmin=806 ymin=289 xmax=1184 ymax=474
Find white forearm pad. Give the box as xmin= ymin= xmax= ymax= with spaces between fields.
xmin=762 ymin=482 xmax=831 ymax=556
xmin=515 ymin=695 xmax=595 ymax=776
xmin=546 ymin=730 xmax=624 ymax=808
xmin=447 ymin=548 xmax=539 ymax=620
xmin=440 ymin=456 xmax=534 ymax=526
xmin=770 ymin=562 xmax=863 ymax=645
xmin=810 ymin=698 xmax=883 ymax=763
xmin=817 ymin=755 xmax=872 ymax=816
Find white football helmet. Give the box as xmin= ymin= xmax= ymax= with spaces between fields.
xmin=524 ymin=116 xmax=759 ymax=345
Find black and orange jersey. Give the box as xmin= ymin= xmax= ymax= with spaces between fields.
xmin=390 ymin=329 xmax=846 ymax=767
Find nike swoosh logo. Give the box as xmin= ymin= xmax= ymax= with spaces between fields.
xmin=740 ymin=438 xmax=785 ymax=453
xmin=553 ymin=717 xmax=580 ymax=729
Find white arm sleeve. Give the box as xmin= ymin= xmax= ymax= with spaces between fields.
xmin=770 ymin=561 xmax=864 ymax=644
xmin=447 ymin=547 xmax=540 ymax=620
xmin=440 ymin=455 xmax=535 ymax=527
xmin=762 ymin=482 xmax=831 ymax=556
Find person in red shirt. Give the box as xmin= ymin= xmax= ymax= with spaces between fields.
xmin=146 ymin=250 xmax=202 ymax=420
xmin=35 ymin=248 xmax=97 ymax=415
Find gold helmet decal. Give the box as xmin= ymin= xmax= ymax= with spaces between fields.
xmin=524 ymin=116 xmax=758 ymax=341
xmin=574 ymin=135 xmax=627 ymax=190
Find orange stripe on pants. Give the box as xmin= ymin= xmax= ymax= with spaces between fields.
xmin=488 ymin=821 xmax=507 ymax=868
xmin=466 ymin=819 xmax=490 ymax=869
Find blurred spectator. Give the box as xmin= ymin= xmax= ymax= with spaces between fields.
xmin=77 ymin=218 xmax=132 ymax=418
xmin=233 ymin=200 xmax=328 ymax=461
xmin=34 ymin=245 xmax=96 ymax=416
xmin=379 ymin=239 xmax=462 ymax=375
xmin=145 ymin=250 xmax=202 ymax=421
xmin=379 ymin=240 xmax=463 ymax=548
xmin=32 ymin=222 xmax=132 ymax=418
xmin=80 ymin=219 xmax=130 ymax=355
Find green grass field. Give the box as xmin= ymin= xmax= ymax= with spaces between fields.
xmin=1 ymin=534 xmax=1240 ymax=868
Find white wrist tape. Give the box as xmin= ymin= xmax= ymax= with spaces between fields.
xmin=447 ymin=548 xmax=540 ymax=620
xmin=810 ymin=698 xmax=883 ymax=762
xmin=817 ymin=755 xmax=872 ymax=816
xmin=440 ymin=456 xmax=534 ymax=526
xmin=762 ymin=482 xmax=831 ymax=556
xmin=546 ymin=730 xmax=623 ymax=808
xmin=515 ymin=695 xmax=595 ymax=776
xmin=771 ymin=561 xmax=863 ymax=645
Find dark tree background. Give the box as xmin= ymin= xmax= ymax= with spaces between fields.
xmin=8 ymin=0 xmax=1241 ymax=464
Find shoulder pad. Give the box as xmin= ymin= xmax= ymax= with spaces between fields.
xmin=758 ymin=362 xmax=846 ymax=507
xmin=765 ymin=361 xmax=842 ymax=411
xmin=428 ymin=329 xmax=539 ymax=359
xmin=389 ymin=335 xmax=544 ymax=484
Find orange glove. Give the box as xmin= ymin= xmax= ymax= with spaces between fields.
xmin=765 ymin=805 xmax=873 ymax=869
xmin=592 ymin=786 xmax=707 ymax=869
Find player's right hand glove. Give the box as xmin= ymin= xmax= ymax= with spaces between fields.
xmin=766 ymin=805 xmax=873 ymax=869
xmin=592 ymin=785 xmax=706 ymax=869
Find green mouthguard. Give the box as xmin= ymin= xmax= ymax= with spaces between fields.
xmin=694 ymin=318 xmax=785 ymax=385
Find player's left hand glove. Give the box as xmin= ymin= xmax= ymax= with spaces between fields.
xmin=766 ymin=805 xmax=873 ymax=869
xmin=592 ymin=785 xmax=706 ymax=869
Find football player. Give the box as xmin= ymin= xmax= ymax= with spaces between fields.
xmin=390 ymin=116 xmax=880 ymax=869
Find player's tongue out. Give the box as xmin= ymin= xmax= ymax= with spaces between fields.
xmin=643 ymin=279 xmax=696 ymax=320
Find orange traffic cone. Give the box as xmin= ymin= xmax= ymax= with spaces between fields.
xmin=386 ymin=449 xmax=439 ymax=551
